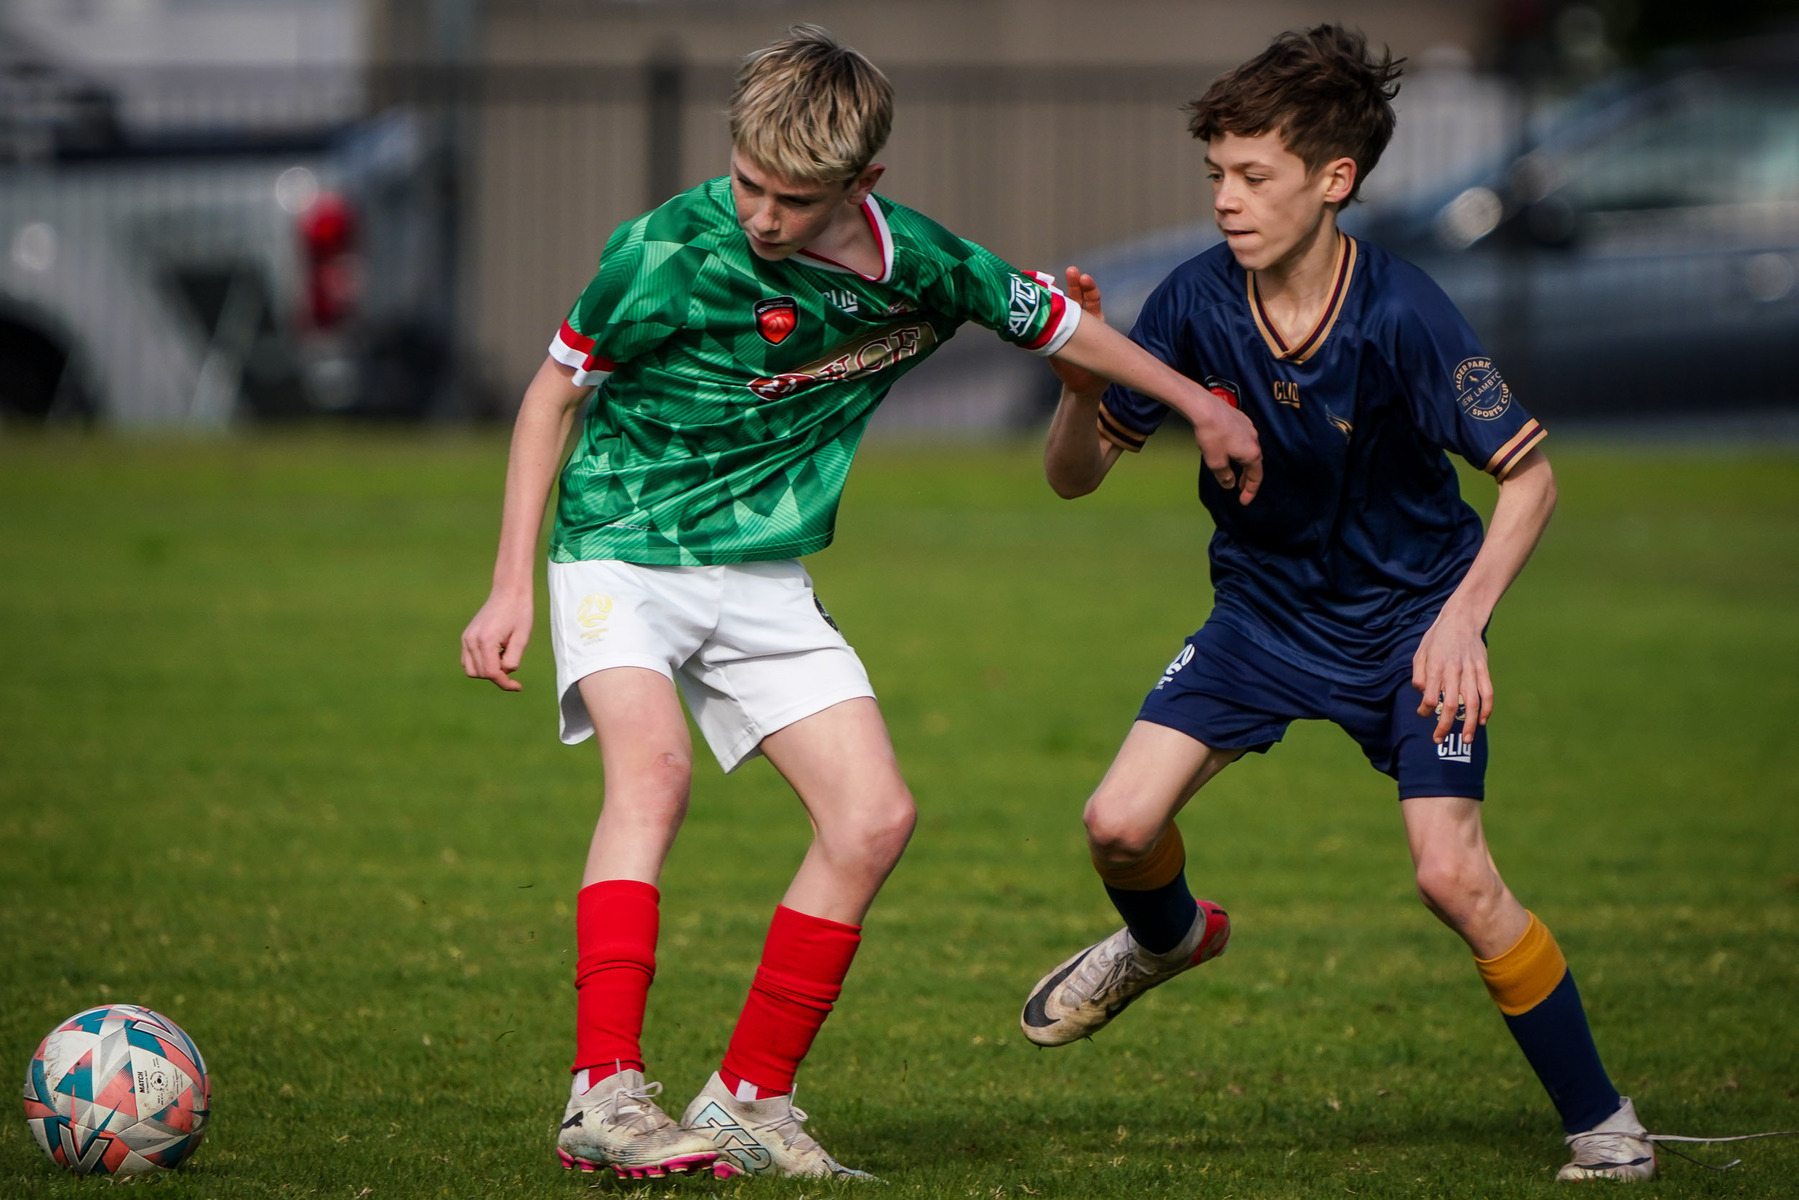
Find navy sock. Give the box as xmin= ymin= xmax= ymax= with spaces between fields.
xmin=1502 ymin=970 xmax=1622 ymax=1134
xmin=1105 ymin=871 xmax=1198 ymax=955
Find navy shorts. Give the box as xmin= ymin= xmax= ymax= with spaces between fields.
xmin=1136 ymin=619 xmax=1487 ymax=801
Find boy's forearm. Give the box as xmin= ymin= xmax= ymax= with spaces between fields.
xmin=1043 ymin=384 xmax=1112 ymax=498
xmin=1055 ymin=317 xmax=1225 ymax=431
xmin=1442 ymin=450 xmax=1556 ymax=626
xmin=490 ymin=360 xmax=590 ymax=593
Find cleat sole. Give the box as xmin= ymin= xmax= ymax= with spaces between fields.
xmin=560 ymin=1149 xmax=720 ymax=1180
xmin=558 ymin=1148 xmax=602 ymax=1173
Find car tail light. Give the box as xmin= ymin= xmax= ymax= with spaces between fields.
xmin=298 ymin=192 xmax=359 ymax=330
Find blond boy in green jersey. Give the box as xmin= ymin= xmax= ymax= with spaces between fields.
xmin=460 ymin=25 xmax=1261 ymax=1181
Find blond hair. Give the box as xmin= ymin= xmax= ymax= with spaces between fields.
xmin=729 ymin=24 xmax=893 ymax=184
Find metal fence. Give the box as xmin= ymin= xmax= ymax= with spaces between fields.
xmin=405 ymin=58 xmax=1525 ymax=405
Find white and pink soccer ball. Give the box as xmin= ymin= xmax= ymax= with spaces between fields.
xmin=22 ymin=1004 xmax=210 ymax=1175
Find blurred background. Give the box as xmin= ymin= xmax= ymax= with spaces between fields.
xmin=0 ymin=0 xmax=1794 ymax=434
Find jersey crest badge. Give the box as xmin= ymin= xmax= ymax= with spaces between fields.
xmin=1453 ymin=357 xmax=1512 ymax=421
xmin=755 ymin=296 xmax=799 ymax=345
xmin=1204 ymin=376 xmax=1240 ymax=409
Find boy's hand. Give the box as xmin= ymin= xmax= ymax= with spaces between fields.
xmin=461 ymin=590 xmax=533 ymax=692
xmin=1192 ymin=400 xmax=1263 ymax=504
xmin=1048 ymin=267 xmax=1109 ymax=397
xmin=1412 ymin=605 xmax=1492 ymax=745
xmin=1047 ymin=300 xmax=1262 ymax=504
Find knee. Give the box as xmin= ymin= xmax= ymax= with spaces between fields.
xmin=863 ymin=789 xmax=918 ymax=865
xmin=831 ymin=787 xmax=916 ymax=871
xmin=610 ymin=751 xmax=692 ymax=819
xmin=1413 ymin=854 xmax=1503 ymax=926
xmin=1083 ymin=800 xmax=1161 ymax=866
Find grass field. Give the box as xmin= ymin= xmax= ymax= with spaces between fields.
xmin=2 ymin=433 xmax=1796 ymax=1199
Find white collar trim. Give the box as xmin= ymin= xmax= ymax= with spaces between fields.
xmin=795 ymin=196 xmax=893 ymax=283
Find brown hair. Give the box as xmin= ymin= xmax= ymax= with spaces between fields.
xmin=730 ymin=24 xmax=893 ymax=184
xmin=1186 ymin=25 xmax=1402 ymax=203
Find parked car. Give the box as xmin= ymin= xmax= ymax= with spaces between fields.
xmin=1072 ymin=59 xmax=1799 ymax=420
xmin=0 ymin=60 xmax=458 ymax=426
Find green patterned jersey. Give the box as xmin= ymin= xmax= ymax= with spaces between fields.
xmin=547 ymin=176 xmax=1080 ymax=566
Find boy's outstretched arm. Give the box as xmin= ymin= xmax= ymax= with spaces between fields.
xmin=1413 ymin=447 xmax=1557 ymax=744
xmin=1048 ymin=268 xmax=1261 ymax=504
xmin=460 ymin=356 xmax=592 ymax=691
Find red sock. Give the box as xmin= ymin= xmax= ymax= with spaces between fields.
xmin=572 ymin=879 xmax=659 ymax=1082
xmin=719 ymin=905 xmax=862 ymax=1099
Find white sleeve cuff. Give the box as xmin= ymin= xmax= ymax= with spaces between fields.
xmin=548 ymin=335 xmax=611 ymax=388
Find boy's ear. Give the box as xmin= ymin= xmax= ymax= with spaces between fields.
xmin=1321 ymin=156 xmax=1358 ymax=206
xmin=846 ymin=162 xmax=885 ymax=204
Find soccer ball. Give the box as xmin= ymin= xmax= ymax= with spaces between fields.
xmin=21 ymin=1004 xmax=211 ymax=1175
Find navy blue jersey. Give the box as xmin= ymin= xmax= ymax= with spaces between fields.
xmin=1099 ymin=235 xmax=1546 ymax=685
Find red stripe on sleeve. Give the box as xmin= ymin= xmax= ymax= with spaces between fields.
xmin=558 ymin=320 xmax=595 ymax=353
xmin=1023 ymin=288 xmax=1069 ymax=351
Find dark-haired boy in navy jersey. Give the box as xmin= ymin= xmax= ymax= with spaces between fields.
xmin=1018 ymin=25 xmax=1656 ymax=1181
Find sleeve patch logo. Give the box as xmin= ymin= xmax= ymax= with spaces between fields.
xmin=1006 ymin=274 xmax=1043 ymax=338
xmin=1453 ymin=357 xmax=1512 ymax=421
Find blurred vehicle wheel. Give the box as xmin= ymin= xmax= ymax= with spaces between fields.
xmin=0 ymin=318 xmax=90 ymax=424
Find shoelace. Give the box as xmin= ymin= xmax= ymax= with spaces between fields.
xmin=765 ymin=1103 xmax=814 ymax=1151
xmin=602 ymin=1079 xmax=670 ymax=1134
xmin=1645 ymin=1128 xmax=1799 ymax=1173
xmin=1566 ymin=1126 xmax=1651 ymax=1164
xmin=1069 ymin=935 xmax=1143 ymax=1003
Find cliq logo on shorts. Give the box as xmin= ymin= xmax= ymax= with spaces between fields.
xmin=1155 ymin=644 xmax=1195 ymax=690
xmin=1437 ymin=732 xmax=1472 ymax=764
xmin=575 ymin=594 xmax=613 ymax=644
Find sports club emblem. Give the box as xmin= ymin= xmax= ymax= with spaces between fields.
xmin=1453 ymin=357 xmax=1512 ymax=421
xmin=755 ymin=296 xmax=798 ymax=345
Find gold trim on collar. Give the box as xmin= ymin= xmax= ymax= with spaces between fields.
xmin=1247 ymin=234 xmax=1357 ymax=364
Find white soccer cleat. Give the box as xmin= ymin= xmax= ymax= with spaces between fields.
xmin=1558 ymin=1096 xmax=1657 ymax=1181
xmin=680 ymin=1071 xmax=876 ymax=1180
xmin=1020 ymin=899 xmax=1230 ymax=1047
xmin=555 ymin=1069 xmax=723 ymax=1180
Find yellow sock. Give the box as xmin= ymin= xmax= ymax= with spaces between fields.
xmin=1092 ymin=823 xmax=1186 ymax=891
xmin=1474 ymin=912 xmax=1567 ymax=1016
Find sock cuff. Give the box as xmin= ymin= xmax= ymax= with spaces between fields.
xmin=576 ymin=878 xmax=660 ymax=982
xmin=751 ymin=964 xmax=846 ymax=1011
xmin=577 ymin=878 xmax=661 ymax=919
xmin=771 ymin=903 xmax=861 ymax=937
xmin=1093 ymin=823 xmax=1186 ymax=891
xmin=762 ymin=904 xmax=862 ymax=978
xmin=1475 ymin=912 xmax=1569 ymax=1015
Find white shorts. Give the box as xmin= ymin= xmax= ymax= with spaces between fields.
xmin=547 ymin=558 xmax=875 ymax=772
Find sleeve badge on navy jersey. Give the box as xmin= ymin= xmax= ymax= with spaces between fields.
xmin=1453 ymin=357 xmax=1512 ymax=421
